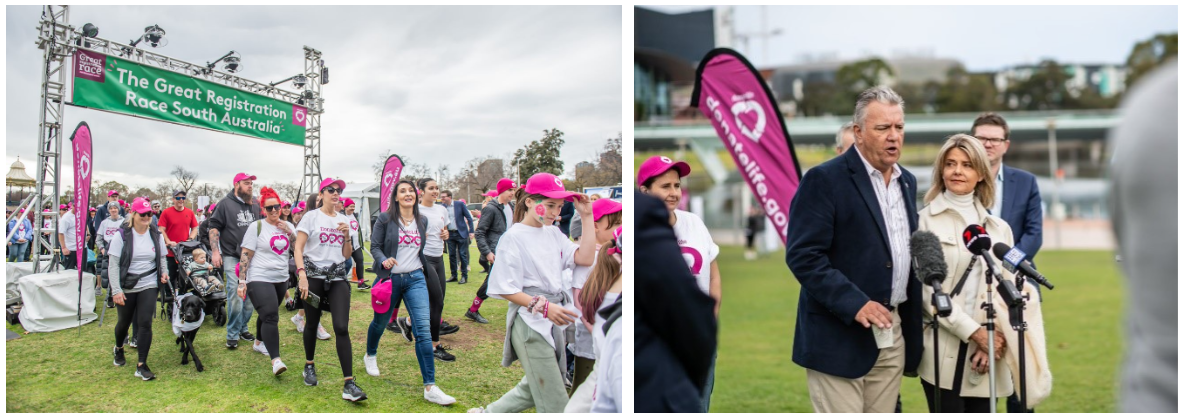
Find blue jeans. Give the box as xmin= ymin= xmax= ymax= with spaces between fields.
xmin=222 ymin=255 xmax=254 ymax=340
xmin=365 ymin=269 xmax=435 ymax=386
xmin=8 ymin=242 xmax=29 ymax=262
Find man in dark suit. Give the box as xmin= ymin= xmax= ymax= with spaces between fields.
xmin=440 ymin=190 xmax=475 ymax=284
xmin=971 ymin=112 xmax=1044 ymax=413
xmin=635 ymin=191 xmax=717 ymax=413
xmin=786 ymin=86 xmax=922 ymax=413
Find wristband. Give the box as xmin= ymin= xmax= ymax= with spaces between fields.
xmin=297 ymin=268 xmax=306 ymax=275
xmin=542 ymin=301 xmax=549 ymax=318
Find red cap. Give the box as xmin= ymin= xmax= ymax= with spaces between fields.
xmin=637 ymin=155 xmax=691 ymax=187
xmin=496 ymin=178 xmax=516 ymax=195
xmin=592 ymin=198 xmax=622 ymax=222
xmin=523 ymin=173 xmax=580 ymax=202
xmin=233 ymin=173 xmax=257 ymax=185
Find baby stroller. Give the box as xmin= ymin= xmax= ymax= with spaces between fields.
xmin=164 ymin=241 xmax=228 ymax=326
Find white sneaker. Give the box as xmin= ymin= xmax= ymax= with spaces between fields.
xmin=425 ymin=385 xmax=457 ymax=406
xmin=467 ymin=406 xmax=486 ymax=413
xmin=364 ymin=354 xmax=380 ymax=377
xmin=272 ymin=359 xmax=287 ymax=376
xmin=253 ymin=341 xmax=268 ymax=356
xmin=316 ymin=323 xmax=330 ymax=340
xmin=291 ymin=314 xmax=305 ymax=333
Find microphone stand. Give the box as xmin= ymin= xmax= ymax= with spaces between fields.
xmin=929 ymin=291 xmax=948 ymax=413
xmin=978 ymin=254 xmax=999 ymax=413
xmin=1009 ymin=273 xmax=1031 ymax=412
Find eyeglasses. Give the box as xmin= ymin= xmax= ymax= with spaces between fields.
xmin=137 ymin=211 xmax=153 ymax=218
xmin=975 ymin=136 xmax=1008 ymax=146
xmin=322 ymin=187 xmax=341 ymax=195
xmin=264 ymin=204 xmax=282 ymax=212
xmin=174 ymin=196 xmax=186 ymax=201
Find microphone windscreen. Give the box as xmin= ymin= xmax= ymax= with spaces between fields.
xmin=910 ymin=230 xmax=947 ymax=284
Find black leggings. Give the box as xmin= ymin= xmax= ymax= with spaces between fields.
xmin=248 ymin=281 xmax=287 ymax=359
xmin=114 ymin=287 xmax=157 ymax=364
xmin=921 ymin=342 xmax=991 ymax=413
xmin=476 ymin=274 xmax=490 ymax=301
xmin=303 ymin=277 xmax=353 ymax=377
xmin=351 ymin=247 xmax=365 ymax=281
xmin=423 ymin=255 xmax=446 ymax=342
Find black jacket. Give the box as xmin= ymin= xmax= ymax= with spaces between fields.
xmin=370 ymin=212 xmax=428 ymax=279
xmin=207 ymin=192 xmax=260 ymax=258
xmin=474 ymin=200 xmax=513 ymax=258
xmin=635 ymin=192 xmax=717 ymax=413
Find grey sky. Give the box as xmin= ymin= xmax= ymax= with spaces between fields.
xmin=6 ymin=5 xmax=621 ymax=193
xmin=642 ymin=5 xmax=1177 ymax=71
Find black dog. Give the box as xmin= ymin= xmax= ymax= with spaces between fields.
xmin=175 ymin=294 xmax=205 ymax=372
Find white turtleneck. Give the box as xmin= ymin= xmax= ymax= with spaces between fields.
xmin=943 ymin=189 xmax=980 ymax=227
xmin=943 ymin=189 xmax=985 ymax=315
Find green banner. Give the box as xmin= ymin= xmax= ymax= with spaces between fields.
xmin=71 ymin=49 xmax=306 ymax=146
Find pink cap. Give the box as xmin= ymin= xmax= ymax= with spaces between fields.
xmin=107 ymin=190 xmax=119 ymax=197
xmin=89 ymin=207 xmax=96 ymax=212
xmin=483 ymin=190 xmax=498 ymax=197
xmin=343 ymin=198 xmax=355 ymax=208
xmin=319 ymin=178 xmax=346 ymax=192
xmin=207 ymin=203 xmax=217 ymax=212
xmin=118 ymin=199 xmax=126 ymax=207
xmin=371 ymin=279 xmax=393 ymax=314
xmin=496 ymin=178 xmax=516 ymax=195
xmin=59 ymin=204 xmax=69 ymax=210
xmin=523 ymin=173 xmax=580 ymax=202
xmin=281 ymin=201 xmax=291 ymax=208
xmin=592 ymin=198 xmax=622 ymax=222
xmin=131 ymin=197 xmax=151 ymax=214
xmin=233 ymin=173 xmax=256 ymax=185
xmin=637 ymin=155 xmax=691 ymax=187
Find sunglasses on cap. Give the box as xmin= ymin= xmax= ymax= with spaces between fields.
xmin=321 ymin=186 xmax=341 ymax=195
xmin=264 ymin=204 xmax=282 ymax=212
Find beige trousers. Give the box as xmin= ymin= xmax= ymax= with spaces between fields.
xmin=806 ymin=310 xmax=904 ymax=413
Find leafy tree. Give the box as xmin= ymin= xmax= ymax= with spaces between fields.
xmin=1006 ymin=59 xmax=1070 ymax=111
xmin=1126 ymin=33 xmax=1177 ymax=89
xmin=932 ymin=65 xmax=999 ymax=113
xmin=510 ymin=128 xmax=565 ymax=185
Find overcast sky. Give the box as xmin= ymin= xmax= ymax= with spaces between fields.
xmin=6 ymin=5 xmax=621 ymax=194
xmin=642 ymin=5 xmax=1177 ymax=71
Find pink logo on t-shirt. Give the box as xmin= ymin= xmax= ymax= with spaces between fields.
xmin=350 ymin=220 xmax=359 ymax=230
xmin=680 ymin=246 xmax=703 ymax=275
xmin=270 ymin=234 xmax=290 ymax=255
xmin=399 ymin=232 xmax=421 ymax=246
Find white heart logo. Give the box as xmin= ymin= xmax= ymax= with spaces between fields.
xmin=659 ymin=156 xmax=672 ymax=164
xmin=295 ymin=109 xmax=306 ymax=123
xmin=554 ymin=177 xmax=563 ymax=188
xmin=731 ymin=97 xmax=766 ymax=143
xmin=79 ymin=153 xmax=92 ymax=178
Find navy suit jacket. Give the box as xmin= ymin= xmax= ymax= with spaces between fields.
xmin=447 ymin=200 xmax=474 ymax=238
xmin=785 ymin=146 xmax=923 ymax=379
xmin=997 ymin=165 xmax=1043 ymax=263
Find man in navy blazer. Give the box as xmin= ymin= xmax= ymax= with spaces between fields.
xmin=785 ymin=87 xmax=922 ymax=413
xmin=440 ymin=190 xmax=475 ymax=284
xmin=972 ymin=112 xmax=1044 ymax=414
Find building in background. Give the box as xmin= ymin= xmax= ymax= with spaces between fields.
xmin=634 ymin=7 xmax=716 ymax=122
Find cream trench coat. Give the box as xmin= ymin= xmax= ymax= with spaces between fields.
xmin=917 ymin=192 xmax=1052 ymax=407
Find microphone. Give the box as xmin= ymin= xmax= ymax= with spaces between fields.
xmin=910 ymin=230 xmax=952 ymax=317
xmin=962 ymin=225 xmax=1003 ymax=280
xmin=992 ymin=243 xmax=1055 ymax=290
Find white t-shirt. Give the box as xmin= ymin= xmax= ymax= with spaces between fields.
xmin=98 ymin=217 xmax=125 ymax=250
xmin=591 ymin=293 xmax=622 ymax=413
xmin=571 ymin=250 xmax=600 ymax=359
xmin=15 ymin=221 xmax=28 ymax=239
xmin=346 ymin=214 xmax=362 ymax=251
xmin=488 ymin=223 xmax=581 ymax=349
xmin=58 ymin=212 xmax=78 ymax=250
xmin=296 ymin=209 xmax=351 ymax=271
xmin=672 ymin=209 xmax=719 ymax=295
xmin=502 ymin=202 xmax=513 ymax=227
xmin=109 ymin=228 xmax=168 ymax=290
xmin=240 ymin=220 xmax=296 ymax=283
xmin=418 ymin=203 xmax=448 ymax=257
xmin=390 ymin=217 xmax=424 ymax=274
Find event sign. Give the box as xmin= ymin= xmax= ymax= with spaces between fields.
xmin=71 ymin=49 xmax=306 ymax=146
xmin=378 ymin=155 xmax=405 ymax=214
xmin=692 ymin=48 xmax=803 ymax=245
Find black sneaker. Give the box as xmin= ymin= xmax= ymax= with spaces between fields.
xmin=135 ymin=364 xmax=156 ymax=381
xmin=399 ymin=317 xmax=414 ymax=342
xmin=434 ymin=345 xmax=456 ymax=362
xmin=113 ymin=347 xmax=126 ymax=366
xmin=303 ymin=363 xmax=318 ymax=386
xmin=240 ymin=331 xmax=255 ymax=341
xmin=226 ymin=339 xmax=239 ymax=349
xmin=127 ymin=336 xmax=138 ymax=348
xmin=357 ymin=281 xmax=371 ymax=291
xmin=441 ymin=321 xmax=460 ymax=335
xmin=105 ymin=295 xmax=115 ymax=308
xmin=459 ymin=276 xmax=468 ymax=285
xmin=342 ymin=379 xmax=368 ymax=402
xmin=385 ymin=320 xmax=402 ymax=334
xmin=465 ymin=310 xmax=489 ymax=324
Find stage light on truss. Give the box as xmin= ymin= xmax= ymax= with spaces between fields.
xmin=293 ymin=74 xmax=307 ymax=89
xmin=302 ymin=90 xmax=316 ymax=100
xmin=129 ymin=24 xmax=167 ymax=48
xmin=206 ymin=50 xmax=243 ymax=74
xmin=81 ymin=23 xmax=99 ymax=38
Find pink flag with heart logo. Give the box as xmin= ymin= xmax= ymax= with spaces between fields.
xmin=379 ymin=154 xmax=405 ymax=214
xmin=69 ymin=122 xmax=94 ymax=270
xmin=692 ymin=48 xmax=802 ymax=245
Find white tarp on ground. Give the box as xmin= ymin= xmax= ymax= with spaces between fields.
xmin=17 ymin=270 xmax=98 ymax=333
xmin=6 ymin=261 xmax=35 ymax=305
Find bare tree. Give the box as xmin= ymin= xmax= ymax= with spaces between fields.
xmin=171 ymin=166 xmax=199 ymax=196
xmin=272 ymin=181 xmax=303 ymax=204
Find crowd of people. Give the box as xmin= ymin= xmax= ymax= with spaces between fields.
xmin=7 ymin=167 xmax=623 ymax=412
xmin=637 ymin=85 xmax=1052 ymax=413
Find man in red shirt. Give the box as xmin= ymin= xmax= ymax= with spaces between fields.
xmin=159 ymin=189 xmax=199 ymax=292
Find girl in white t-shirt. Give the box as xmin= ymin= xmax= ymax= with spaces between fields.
xmin=638 ymin=155 xmax=722 ymax=412
xmin=294 ymin=178 xmax=366 ymax=402
xmin=237 ymin=187 xmax=296 ymax=376
xmin=567 ymin=198 xmax=622 ymax=408
xmin=469 ymin=172 xmax=596 ymax=414
xmin=565 ymin=227 xmax=623 ymax=413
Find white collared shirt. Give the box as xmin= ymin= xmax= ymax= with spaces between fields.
xmin=855 ymin=148 xmax=910 ymax=307
xmin=990 ymin=166 xmax=1005 ymax=217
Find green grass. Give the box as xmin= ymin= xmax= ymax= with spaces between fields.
xmin=711 ymin=246 xmax=1124 ymax=413
xmin=6 ymin=244 xmax=525 ymax=413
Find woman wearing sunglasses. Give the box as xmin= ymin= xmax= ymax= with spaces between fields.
xmin=238 ymin=187 xmax=296 ymax=376
xmin=294 ymin=178 xmax=366 ymax=402
xmin=107 ymin=197 xmax=169 ymax=381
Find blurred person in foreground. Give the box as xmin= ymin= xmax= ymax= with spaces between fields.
xmin=1110 ymin=59 xmax=1177 ymax=413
